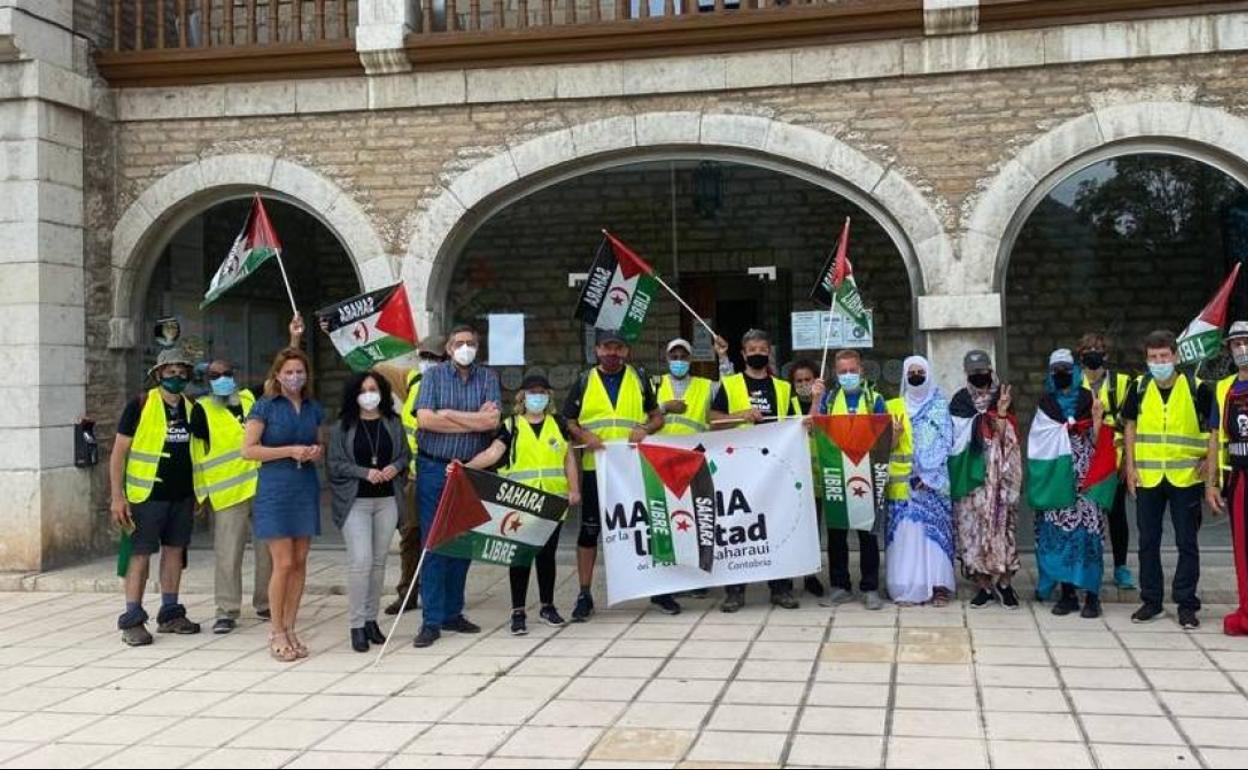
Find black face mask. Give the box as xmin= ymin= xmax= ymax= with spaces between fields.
xmin=907 ymin=374 xmax=926 ymax=388
xmin=745 ymin=354 xmax=770 ymax=371
xmin=968 ymin=372 xmax=993 ymax=389
xmin=1081 ymin=351 xmax=1105 ymax=370
xmin=1052 ymin=371 xmax=1074 ymax=389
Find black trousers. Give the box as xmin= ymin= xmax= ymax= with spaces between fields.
xmin=828 ymin=528 xmax=880 ymax=592
xmin=1108 ymin=482 xmax=1129 ymax=569
xmin=510 ymin=524 xmax=561 ymax=608
xmin=1136 ymin=480 xmax=1203 ymax=611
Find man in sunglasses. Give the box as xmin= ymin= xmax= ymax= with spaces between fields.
xmin=189 ymin=314 xmax=305 ymax=634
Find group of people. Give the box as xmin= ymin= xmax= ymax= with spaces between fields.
xmin=110 ymin=314 xmax=1248 ymax=658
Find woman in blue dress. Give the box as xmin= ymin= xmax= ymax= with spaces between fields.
xmin=243 ymin=347 xmax=324 ymax=662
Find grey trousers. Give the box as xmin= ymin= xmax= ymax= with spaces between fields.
xmin=344 ymin=496 xmax=399 ymax=628
xmin=213 ymin=500 xmax=273 ymax=619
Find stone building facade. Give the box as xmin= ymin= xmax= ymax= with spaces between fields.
xmin=5 ymin=0 xmax=1248 ymax=569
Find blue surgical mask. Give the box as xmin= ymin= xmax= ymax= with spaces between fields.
xmin=1149 ymin=362 xmax=1176 ymax=381
xmin=837 ymin=373 xmax=862 ymax=393
xmin=525 ymin=393 xmax=550 ymax=414
xmin=669 ymin=360 xmax=690 ymax=378
xmin=210 ymin=376 xmax=237 ymax=397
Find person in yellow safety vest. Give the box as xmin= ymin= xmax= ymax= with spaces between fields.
xmin=384 ymin=335 xmax=448 ymax=617
xmin=1123 ymin=329 xmax=1213 ymax=630
xmin=109 ymin=347 xmax=203 ymax=647
xmin=1206 ymin=321 xmax=1248 ymax=636
xmin=467 ymin=374 xmax=582 ymax=636
xmin=657 ymin=338 xmax=715 ymax=436
xmin=566 ymin=329 xmax=667 ymax=622
xmin=809 ymin=349 xmax=892 ymax=611
xmin=788 ymin=359 xmax=828 ymax=599
xmin=190 ymin=315 xmax=303 ymax=635
xmin=709 ymin=328 xmax=804 ymax=613
xmin=1077 ymin=331 xmax=1138 ymax=591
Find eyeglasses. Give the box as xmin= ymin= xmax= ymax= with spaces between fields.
xmin=207 ymin=370 xmax=235 ymax=380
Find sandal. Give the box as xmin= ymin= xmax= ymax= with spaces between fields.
xmin=269 ymin=631 xmax=298 ymax=663
xmin=288 ymin=631 xmax=310 ymax=659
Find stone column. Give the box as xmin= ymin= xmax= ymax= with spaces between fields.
xmin=0 ymin=0 xmax=94 ymax=570
xmin=917 ymin=293 xmax=1002 ymax=394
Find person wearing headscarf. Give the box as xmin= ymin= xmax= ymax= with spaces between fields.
xmin=1029 ymin=349 xmax=1106 ymax=619
xmin=885 ymin=356 xmax=956 ymax=606
xmin=950 ymin=350 xmax=1023 ymax=609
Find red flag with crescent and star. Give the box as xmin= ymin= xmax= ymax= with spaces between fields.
xmin=810 ymin=415 xmax=893 ymax=531
xmin=636 ymin=444 xmax=717 ymax=572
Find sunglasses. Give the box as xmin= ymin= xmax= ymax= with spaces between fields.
xmin=207 ymin=370 xmax=235 ymax=380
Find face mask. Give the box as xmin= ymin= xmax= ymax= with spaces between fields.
xmin=525 ymin=393 xmax=550 ymax=414
xmin=1081 ymin=351 xmax=1105 ymax=370
xmin=837 ymin=373 xmax=862 ymax=392
xmin=161 ymin=376 xmax=188 ymax=394
xmin=452 ymin=345 xmax=477 ymax=367
xmin=745 ymin=354 xmax=770 ymax=371
xmin=357 ymin=392 xmax=382 ymax=411
xmin=419 ymin=359 xmax=439 ymax=375
xmin=209 ymin=376 xmax=236 ymax=397
xmin=907 ymin=373 xmax=926 ymax=388
xmin=968 ymin=372 xmax=993 ymax=389
xmin=599 ymin=355 xmax=624 ymax=372
xmin=795 ymin=383 xmax=813 ymax=398
xmin=1149 ymin=362 xmax=1176 ymax=381
xmin=1235 ymin=350 xmax=1248 ymax=368
xmin=669 ymin=360 xmax=691 ymax=378
xmin=1051 ymin=370 xmax=1074 ymax=389
xmin=280 ymin=372 xmax=307 ymax=392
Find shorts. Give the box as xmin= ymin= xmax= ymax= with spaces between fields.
xmin=578 ymin=470 xmax=600 ymax=548
xmin=130 ymin=497 xmax=195 ymax=554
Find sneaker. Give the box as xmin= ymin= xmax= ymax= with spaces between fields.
xmin=771 ymin=591 xmax=800 ymax=610
xmin=998 ymin=584 xmax=1020 ymax=610
xmin=1179 ymin=608 xmax=1201 ymax=630
xmin=510 ymin=610 xmax=528 ymax=636
xmin=863 ymin=591 xmax=884 ymax=611
xmin=650 ymin=595 xmax=682 ymax=615
xmin=412 ymin=626 xmax=441 ymax=648
xmin=157 ymin=616 xmax=201 ymax=635
xmin=121 ymin=624 xmax=153 ymax=646
xmin=539 ymin=605 xmax=565 ymax=627
xmin=1114 ymin=566 xmax=1137 ymax=590
xmin=804 ymin=575 xmax=826 ymax=598
xmin=1052 ymin=592 xmax=1079 ymax=617
xmin=256 ymin=609 xmax=271 ymax=621
xmin=969 ymin=588 xmax=997 ymax=609
xmin=571 ymin=592 xmax=595 ymax=623
xmin=826 ymin=587 xmax=854 ymax=605
xmin=212 ymin=618 xmax=236 ymax=634
xmin=444 ymin=616 xmax=481 ymax=634
xmin=721 ymin=590 xmax=744 ymax=613
xmin=1132 ymin=603 xmax=1164 ymax=624
xmin=1081 ymin=594 xmax=1102 ymax=619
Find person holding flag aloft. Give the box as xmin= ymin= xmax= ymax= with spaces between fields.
xmin=1206 ymin=321 xmax=1248 ymax=635
xmin=565 ymin=329 xmax=669 ymax=621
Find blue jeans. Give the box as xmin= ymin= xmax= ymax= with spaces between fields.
xmin=418 ymin=456 xmax=471 ymax=629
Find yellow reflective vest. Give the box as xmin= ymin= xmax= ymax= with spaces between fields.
xmin=125 ymin=388 xmax=194 ymax=504
xmin=885 ymin=397 xmax=913 ymax=502
xmin=656 ymin=374 xmax=712 ymax=436
xmin=499 ymin=415 xmax=570 ymax=495
xmin=1133 ymin=374 xmax=1208 ymax=489
xmin=578 ymin=366 xmax=647 ymax=471
xmin=402 ymin=370 xmax=421 ymax=475
xmin=720 ymin=373 xmax=799 ymax=428
xmin=1215 ymin=374 xmax=1242 ymax=475
xmin=190 ymin=389 xmax=260 ymax=511
xmin=1082 ymin=370 xmax=1132 ymax=465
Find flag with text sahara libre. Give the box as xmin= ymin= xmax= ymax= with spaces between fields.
xmin=427 ymin=464 xmax=568 ymax=568
xmin=810 ymin=414 xmax=893 ymax=531
xmin=202 ymin=194 xmax=282 ymax=308
xmin=574 ymin=231 xmax=659 ymax=342
xmin=810 ymin=217 xmax=871 ymax=336
xmin=1178 ymin=263 xmax=1241 ymax=365
xmin=1027 ymin=401 xmax=1119 ymax=511
xmin=635 ymin=444 xmax=717 ymax=572
xmin=316 ymin=283 xmax=418 ymax=372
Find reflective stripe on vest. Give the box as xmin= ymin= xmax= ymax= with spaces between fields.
xmin=657 ymin=375 xmax=712 ymax=436
xmin=885 ymin=397 xmax=913 ymax=502
xmin=1134 ymin=375 xmax=1208 ymax=488
xmin=578 ymin=366 xmax=645 ymax=471
xmin=402 ymin=374 xmax=421 ymax=474
xmin=721 ymin=374 xmax=794 ymax=429
xmin=1217 ymin=375 xmax=1235 ymax=475
xmin=829 ymin=386 xmax=878 ymax=416
xmin=190 ymin=389 xmax=259 ymax=510
xmin=1084 ymin=371 xmax=1132 ymax=465
xmin=501 ymin=415 xmax=569 ymax=495
xmin=125 ymin=388 xmax=191 ymax=504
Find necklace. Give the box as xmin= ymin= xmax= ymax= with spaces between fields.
xmin=360 ymin=418 xmax=381 ymax=467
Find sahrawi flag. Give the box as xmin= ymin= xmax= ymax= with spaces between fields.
xmin=202 ymin=194 xmax=281 ymax=308
xmin=1178 ymin=263 xmax=1242 ymax=365
xmin=574 ymin=230 xmax=658 ymax=342
xmin=810 ymin=415 xmax=892 ymax=531
xmin=811 ymin=217 xmax=871 ymax=335
xmin=427 ymin=464 xmax=568 ymax=568
xmin=1027 ymin=402 xmax=1119 ymax=510
xmin=635 ymin=444 xmax=716 ymax=572
xmin=316 ymin=284 xmax=418 ymax=372
xmin=948 ymin=390 xmax=988 ymax=501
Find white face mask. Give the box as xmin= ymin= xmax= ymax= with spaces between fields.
xmin=452 ymin=345 xmax=477 ymax=367
xmin=357 ymin=392 xmax=382 ymax=412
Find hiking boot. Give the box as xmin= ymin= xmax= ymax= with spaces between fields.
xmin=121 ymin=624 xmax=153 ymax=647
xmin=826 ymin=587 xmax=853 ymax=605
xmin=804 ymin=575 xmax=826 ymax=598
xmin=863 ymin=591 xmax=884 ymax=611
xmin=771 ymin=591 xmax=800 ymax=610
xmin=444 ymin=616 xmax=480 ymax=634
xmin=350 ymin=628 xmax=369 ymax=653
xmin=157 ymin=616 xmax=201 ymax=635
xmin=970 ymin=588 xmax=997 ymax=609
xmin=1114 ymin=566 xmax=1137 ymax=590
xmin=539 ymin=605 xmax=566 ymax=627
xmin=1179 ymin=608 xmax=1201 ymax=630
xmin=1081 ymin=594 xmax=1102 ymax=619
xmin=650 ymin=595 xmax=682 ymax=615
xmin=412 ymin=626 xmax=441 ymax=648
xmin=1052 ymin=590 xmax=1079 ymax=617
xmin=721 ymin=590 xmax=745 ymax=613
xmin=1132 ymin=603 xmax=1164 ymax=624
xmin=998 ymin=584 xmax=1020 ymax=610
xmin=510 ymin=610 xmax=528 ymax=636
xmin=571 ymin=591 xmax=595 ymax=623
xmin=212 ymin=618 xmax=236 ymax=634
xmin=363 ymin=621 xmax=386 ymax=644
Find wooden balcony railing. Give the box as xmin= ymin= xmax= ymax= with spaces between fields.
xmin=108 ymin=0 xmax=357 ymax=51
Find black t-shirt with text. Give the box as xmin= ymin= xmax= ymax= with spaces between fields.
xmin=711 ymin=373 xmax=780 ymax=418
xmin=117 ymin=395 xmax=193 ymax=501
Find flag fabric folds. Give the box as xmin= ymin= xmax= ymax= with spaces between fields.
xmin=316 ymin=283 xmax=419 ymax=372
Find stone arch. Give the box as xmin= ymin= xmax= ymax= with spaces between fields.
xmin=401 ymin=112 xmax=953 ymax=336
xmin=108 ymin=153 xmax=393 ymax=348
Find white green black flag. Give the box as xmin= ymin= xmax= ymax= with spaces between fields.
xmin=202 ymin=194 xmax=282 ymax=308
xmin=316 ymin=284 xmax=418 ymax=372
xmin=574 ymin=231 xmax=658 ymax=342
xmin=1178 ymin=264 xmax=1241 ymax=365
xmin=811 ymin=217 xmax=872 ymax=336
